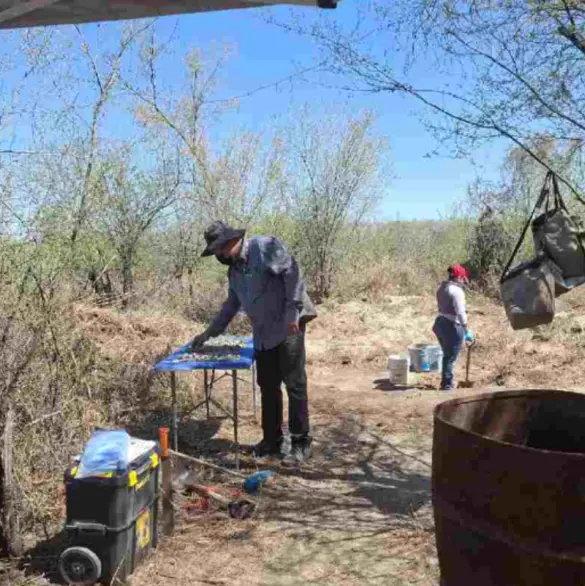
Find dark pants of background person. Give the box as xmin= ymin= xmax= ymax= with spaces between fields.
xmin=255 ymin=326 xmax=310 ymax=446
xmin=433 ymin=315 xmax=465 ymax=390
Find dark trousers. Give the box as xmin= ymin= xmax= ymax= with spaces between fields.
xmin=255 ymin=330 xmax=310 ymax=445
xmin=433 ymin=316 xmax=465 ymax=389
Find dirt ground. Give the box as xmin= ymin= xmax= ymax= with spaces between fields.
xmin=14 ymin=289 xmax=585 ymax=585
xmin=132 ymin=290 xmax=585 ymax=586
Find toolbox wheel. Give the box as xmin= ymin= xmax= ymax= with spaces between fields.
xmin=59 ymin=546 xmax=102 ymax=585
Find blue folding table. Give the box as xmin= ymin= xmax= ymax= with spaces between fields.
xmin=154 ymin=337 xmax=256 ymax=467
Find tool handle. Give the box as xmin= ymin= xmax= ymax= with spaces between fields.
xmin=187 ymin=483 xmax=232 ymax=506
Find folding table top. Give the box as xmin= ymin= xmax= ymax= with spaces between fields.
xmin=154 ymin=336 xmax=254 ymax=372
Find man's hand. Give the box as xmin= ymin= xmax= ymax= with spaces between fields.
xmin=287 ymin=322 xmax=300 ymax=337
xmin=188 ymin=332 xmax=210 ymax=352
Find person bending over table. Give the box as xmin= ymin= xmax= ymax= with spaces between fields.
xmin=189 ymin=221 xmax=317 ymax=465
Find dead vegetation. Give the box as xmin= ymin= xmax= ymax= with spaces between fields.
xmin=4 ymin=284 xmax=585 ymax=585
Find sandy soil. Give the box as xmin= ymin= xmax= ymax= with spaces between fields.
xmin=131 ymin=289 xmax=585 ymax=586
xmin=14 ymin=289 xmax=585 ymax=586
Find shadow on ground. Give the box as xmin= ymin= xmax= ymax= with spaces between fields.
xmin=20 ymin=531 xmax=69 ymax=585
xmin=259 ymin=413 xmax=436 ymax=585
xmin=126 ymin=409 xmax=239 ymax=454
xmin=373 ymin=378 xmax=437 ymax=392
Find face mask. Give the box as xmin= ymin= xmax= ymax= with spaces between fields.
xmin=215 ymin=253 xmax=233 ymax=266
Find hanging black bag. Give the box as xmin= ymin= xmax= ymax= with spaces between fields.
xmin=500 ymin=174 xmax=563 ymax=330
xmin=532 ymin=172 xmax=585 ymax=286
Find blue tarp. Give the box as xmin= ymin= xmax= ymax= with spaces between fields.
xmin=154 ymin=336 xmax=255 ymax=372
xmin=76 ymin=429 xmax=130 ymax=478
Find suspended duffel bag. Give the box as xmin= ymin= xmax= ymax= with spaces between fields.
xmin=532 ymin=172 xmax=585 ymax=280
xmin=500 ymin=256 xmax=559 ymax=330
xmin=500 ymin=186 xmax=563 ymax=330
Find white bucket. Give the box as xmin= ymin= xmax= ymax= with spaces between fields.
xmin=388 ymin=354 xmax=410 ymax=386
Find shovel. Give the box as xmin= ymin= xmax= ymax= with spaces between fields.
xmin=458 ymin=339 xmax=476 ymax=389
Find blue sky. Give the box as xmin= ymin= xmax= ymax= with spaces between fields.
xmin=145 ymin=2 xmax=507 ymax=220
xmin=2 ymin=0 xmax=508 ymax=220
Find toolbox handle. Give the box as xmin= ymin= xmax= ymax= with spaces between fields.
xmin=134 ymin=461 xmax=152 ymax=476
xmin=132 ymin=455 xmax=158 ymax=480
xmin=66 ymin=522 xmax=107 ymax=536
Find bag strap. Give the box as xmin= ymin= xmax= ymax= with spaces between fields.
xmin=542 ymin=179 xmax=549 ymax=215
xmin=500 ymin=172 xmax=552 ymax=284
xmin=550 ymin=172 xmax=569 ymax=213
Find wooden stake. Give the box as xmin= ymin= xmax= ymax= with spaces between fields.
xmin=159 ymin=427 xmax=174 ymax=536
xmin=168 ymin=448 xmax=246 ymax=480
xmin=159 ymin=426 xmax=169 ymax=459
xmin=170 ymin=373 xmax=178 ymax=451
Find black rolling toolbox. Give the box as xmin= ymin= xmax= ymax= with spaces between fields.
xmin=59 ymin=437 xmax=160 ymax=585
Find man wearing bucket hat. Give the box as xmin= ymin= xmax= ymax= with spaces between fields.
xmin=432 ymin=264 xmax=473 ymax=390
xmin=189 ymin=221 xmax=317 ymax=465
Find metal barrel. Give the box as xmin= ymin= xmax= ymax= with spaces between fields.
xmin=433 ymin=389 xmax=585 ymax=586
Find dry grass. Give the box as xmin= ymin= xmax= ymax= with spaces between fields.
xmin=5 ymin=303 xmax=204 ymax=553
xmin=11 ymin=284 xmax=585 ymax=586
xmin=72 ymin=304 xmax=195 ymax=362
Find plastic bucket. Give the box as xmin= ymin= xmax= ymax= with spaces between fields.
xmin=408 ymin=343 xmax=442 ymax=372
xmin=388 ymin=354 xmax=410 ymax=386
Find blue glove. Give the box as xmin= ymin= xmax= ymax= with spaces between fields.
xmin=243 ymin=470 xmax=275 ymax=495
xmin=465 ymin=331 xmax=474 ymax=342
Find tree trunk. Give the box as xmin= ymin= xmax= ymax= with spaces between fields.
xmin=188 ymin=267 xmax=194 ymax=305
xmin=0 ymin=403 xmax=22 ymax=556
xmin=121 ymin=251 xmax=134 ymax=310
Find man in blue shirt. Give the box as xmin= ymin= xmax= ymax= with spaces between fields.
xmin=190 ymin=221 xmax=317 ymax=465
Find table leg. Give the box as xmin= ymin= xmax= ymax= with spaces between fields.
xmin=171 ymin=372 xmax=178 ymax=451
xmin=204 ymin=369 xmax=210 ymax=420
xmin=232 ymin=370 xmax=239 ymax=470
xmin=252 ymin=362 xmax=257 ymax=421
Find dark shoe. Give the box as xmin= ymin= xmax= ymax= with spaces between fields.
xmin=252 ymin=439 xmax=285 ymax=459
xmin=440 ymin=386 xmax=453 ymax=391
xmin=282 ymin=439 xmax=312 ymax=467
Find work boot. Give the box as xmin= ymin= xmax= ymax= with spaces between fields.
xmin=252 ymin=438 xmax=285 ymax=459
xmin=282 ymin=438 xmax=312 ymax=467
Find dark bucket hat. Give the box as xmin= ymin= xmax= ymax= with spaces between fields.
xmin=201 ymin=221 xmax=246 ymax=257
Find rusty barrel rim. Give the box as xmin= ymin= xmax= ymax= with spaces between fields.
xmin=434 ymin=388 xmax=585 ymax=458
xmin=433 ymin=387 xmax=585 ymax=580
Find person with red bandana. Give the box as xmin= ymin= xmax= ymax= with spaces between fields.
xmin=432 ymin=265 xmax=474 ymax=390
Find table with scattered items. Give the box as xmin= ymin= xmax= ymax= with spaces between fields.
xmin=154 ymin=335 xmax=256 ymax=467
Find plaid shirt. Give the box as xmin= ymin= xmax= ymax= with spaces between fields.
xmin=208 ymin=237 xmax=316 ymax=350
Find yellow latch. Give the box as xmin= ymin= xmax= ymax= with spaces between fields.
xmin=135 ymin=476 xmax=149 ymax=491
xmin=150 ymin=453 xmax=159 ymax=469
xmin=128 ymin=471 xmax=137 ymax=487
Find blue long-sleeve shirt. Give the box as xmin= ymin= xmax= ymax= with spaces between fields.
xmin=207 ymin=237 xmax=316 ymax=350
